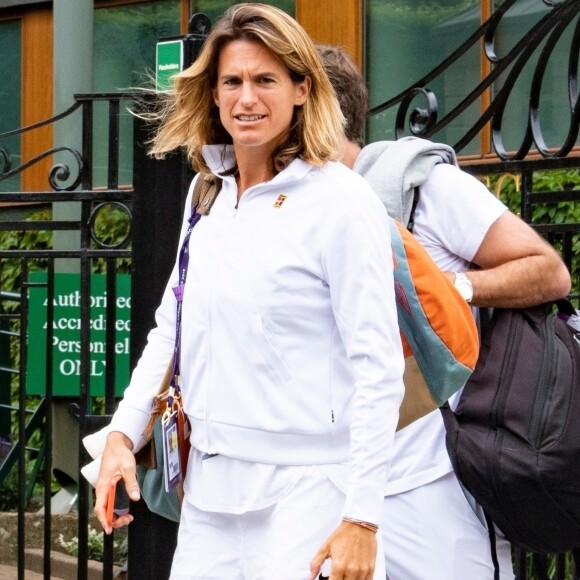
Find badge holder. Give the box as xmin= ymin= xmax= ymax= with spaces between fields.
xmin=161 ymin=377 xmax=191 ymax=492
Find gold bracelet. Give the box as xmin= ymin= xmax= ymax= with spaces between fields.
xmin=342 ymin=517 xmax=379 ymax=533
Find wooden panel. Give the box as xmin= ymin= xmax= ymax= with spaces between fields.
xmin=479 ymin=0 xmax=492 ymax=157
xmin=296 ymin=0 xmax=362 ymax=69
xmin=21 ymin=7 xmax=53 ymax=191
xmin=180 ymin=0 xmax=189 ymax=34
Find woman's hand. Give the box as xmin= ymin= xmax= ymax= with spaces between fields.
xmin=94 ymin=431 xmax=140 ymax=534
xmin=310 ymin=520 xmax=377 ymax=580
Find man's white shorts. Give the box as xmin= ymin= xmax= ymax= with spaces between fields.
xmin=381 ymin=471 xmax=514 ymax=579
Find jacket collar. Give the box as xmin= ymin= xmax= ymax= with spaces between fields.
xmin=202 ymin=144 xmax=314 ymax=189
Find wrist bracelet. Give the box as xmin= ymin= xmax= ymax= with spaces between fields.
xmin=342 ymin=517 xmax=379 ymax=533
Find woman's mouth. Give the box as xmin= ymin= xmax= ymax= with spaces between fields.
xmin=236 ymin=114 xmax=265 ymax=122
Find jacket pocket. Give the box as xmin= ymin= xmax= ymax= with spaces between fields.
xmin=252 ymin=314 xmax=293 ymax=385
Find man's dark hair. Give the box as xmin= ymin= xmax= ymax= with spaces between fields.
xmin=317 ymin=44 xmax=368 ymax=148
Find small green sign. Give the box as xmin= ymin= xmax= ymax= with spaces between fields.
xmin=156 ymin=39 xmax=184 ymax=91
xmin=26 ymin=272 xmax=131 ymax=397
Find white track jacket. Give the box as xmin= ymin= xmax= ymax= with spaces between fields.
xmin=110 ymin=145 xmax=405 ymax=523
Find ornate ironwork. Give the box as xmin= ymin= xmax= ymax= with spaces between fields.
xmin=0 ymin=145 xmax=12 ymax=175
xmin=369 ymin=0 xmax=580 ymax=160
xmin=0 ymin=93 xmax=135 ymax=191
xmin=0 ymin=146 xmax=84 ymax=191
xmin=88 ymin=201 xmax=132 ymax=249
xmin=0 ymin=102 xmax=84 ymax=188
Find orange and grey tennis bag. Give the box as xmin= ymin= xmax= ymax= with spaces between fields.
xmin=389 ymin=219 xmax=479 ymax=430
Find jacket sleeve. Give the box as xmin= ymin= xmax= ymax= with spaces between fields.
xmin=321 ymin=179 xmax=406 ymax=526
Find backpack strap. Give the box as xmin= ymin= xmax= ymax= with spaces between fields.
xmin=406 ymin=186 xmax=421 ymax=232
xmin=192 ymin=172 xmax=223 ymax=215
xmin=484 ymin=511 xmax=500 ymax=580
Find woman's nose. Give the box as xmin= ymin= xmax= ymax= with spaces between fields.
xmin=240 ymin=81 xmax=258 ymax=106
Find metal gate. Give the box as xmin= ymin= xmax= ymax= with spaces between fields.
xmin=0 ymin=92 xmax=190 ymax=578
xmin=367 ymin=0 xmax=580 ymax=304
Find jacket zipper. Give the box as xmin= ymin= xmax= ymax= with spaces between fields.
xmin=204 ymin=201 xmax=239 ymax=452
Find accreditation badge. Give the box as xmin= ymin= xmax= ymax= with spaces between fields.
xmin=162 ymin=411 xmax=182 ymax=492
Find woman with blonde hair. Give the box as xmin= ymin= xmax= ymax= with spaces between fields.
xmin=94 ymin=4 xmax=405 ymax=579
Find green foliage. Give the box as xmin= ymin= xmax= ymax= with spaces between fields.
xmin=90 ymin=203 xmax=132 ymax=275
xmin=0 ymin=468 xmax=19 ymax=511
xmin=57 ymin=525 xmax=127 ymax=564
xmin=0 ymin=206 xmax=52 ymax=297
xmin=58 ymin=526 xmax=105 ymax=561
xmin=1 ymin=207 xmax=53 ymax=396
xmin=491 ymin=168 xmax=580 ymax=299
xmin=0 ymin=450 xmax=49 ymax=512
xmin=0 ymin=202 xmax=133 ymax=287
xmin=496 ymin=169 xmax=580 ymax=222
xmin=92 ymin=204 xmax=131 ymax=248
xmin=522 ymin=551 xmax=577 ymax=579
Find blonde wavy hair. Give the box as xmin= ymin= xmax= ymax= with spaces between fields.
xmin=148 ymin=3 xmax=344 ymax=175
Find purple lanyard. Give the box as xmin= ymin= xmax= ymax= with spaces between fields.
xmin=167 ymin=207 xmax=202 ymax=409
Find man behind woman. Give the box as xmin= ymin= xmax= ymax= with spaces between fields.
xmin=319 ymin=43 xmax=570 ymax=579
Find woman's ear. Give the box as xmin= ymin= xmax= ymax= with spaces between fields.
xmin=294 ymin=76 xmax=311 ymax=106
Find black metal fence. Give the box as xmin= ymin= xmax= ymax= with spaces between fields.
xmin=0 ymin=93 xmax=134 ymax=579
xmin=368 ymin=0 xmax=580 ymax=309
xmin=0 ymin=91 xmax=192 ymax=579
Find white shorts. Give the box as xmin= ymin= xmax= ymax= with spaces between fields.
xmin=170 ymin=465 xmax=385 ymax=579
xmin=382 ymin=471 xmax=514 ymax=579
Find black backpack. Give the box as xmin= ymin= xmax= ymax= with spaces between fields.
xmin=441 ymin=299 xmax=580 ymax=561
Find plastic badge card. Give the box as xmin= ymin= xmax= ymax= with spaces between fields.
xmin=162 ymin=412 xmax=183 ymax=492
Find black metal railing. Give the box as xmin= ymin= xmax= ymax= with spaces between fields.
xmin=369 ymin=0 xmax=580 ymax=310
xmin=0 ymin=94 xmax=134 ymax=580
xmin=369 ymin=0 xmax=579 ymax=161
xmin=0 ymin=87 xmax=197 ymax=578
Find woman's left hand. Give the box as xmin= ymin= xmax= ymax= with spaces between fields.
xmin=309 ymin=520 xmax=377 ymax=580
xmin=94 ymin=431 xmax=139 ymax=534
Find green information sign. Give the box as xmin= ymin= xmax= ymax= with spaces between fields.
xmin=26 ymin=272 xmax=131 ymax=397
xmin=156 ymin=39 xmax=184 ymax=91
